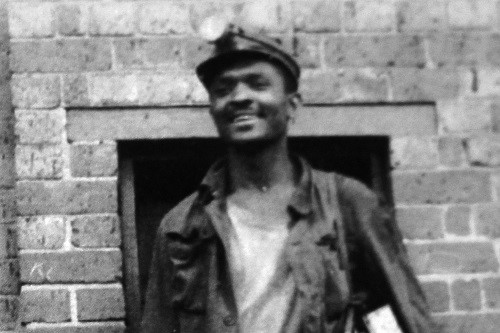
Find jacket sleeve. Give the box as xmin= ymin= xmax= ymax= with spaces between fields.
xmin=336 ymin=175 xmax=437 ymax=333
xmin=140 ymin=224 xmax=176 ymax=333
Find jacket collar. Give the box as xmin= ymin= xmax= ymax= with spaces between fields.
xmin=199 ymin=155 xmax=313 ymax=216
xmin=164 ymin=156 xmax=316 ymax=240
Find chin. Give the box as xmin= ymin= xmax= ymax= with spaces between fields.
xmin=223 ymin=134 xmax=283 ymax=149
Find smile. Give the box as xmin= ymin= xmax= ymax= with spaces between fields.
xmin=232 ymin=114 xmax=258 ymax=123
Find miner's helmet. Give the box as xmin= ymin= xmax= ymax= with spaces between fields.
xmin=195 ymin=14 xmax=300 ymax=92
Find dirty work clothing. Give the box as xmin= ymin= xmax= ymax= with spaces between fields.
xmin=140 ymin=158 xmax=435 ymax=333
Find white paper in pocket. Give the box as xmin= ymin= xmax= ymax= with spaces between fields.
xmin=363 ymin=305 xmax=403 ymax=333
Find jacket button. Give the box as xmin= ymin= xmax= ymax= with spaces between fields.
xmin=223 ymin=315 xmax=236 ymax=326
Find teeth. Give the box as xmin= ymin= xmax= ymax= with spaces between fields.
xmin=234 ymin=115 xmax=253 ymax=122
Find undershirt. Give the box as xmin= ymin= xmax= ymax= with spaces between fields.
xmin=225 ymin=200 xmax=296 ymax=333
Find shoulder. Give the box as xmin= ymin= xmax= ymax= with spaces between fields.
xmin=335 ymin=173 xmax=379 ymax=208
xmin=312 ymin=168 xmax=379 ymax=213
xmin=156 ymin=191 xmax=199 ymax=236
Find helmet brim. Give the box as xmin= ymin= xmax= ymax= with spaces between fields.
xmin=196 ymin=49 xmax=299 ymax=92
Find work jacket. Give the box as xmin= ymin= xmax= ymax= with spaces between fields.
xmin=140 ymin=158 xmax=436 ymax=333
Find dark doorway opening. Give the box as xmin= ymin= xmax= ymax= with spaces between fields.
xmin=118 ymin=136 xmax=392 ymax=331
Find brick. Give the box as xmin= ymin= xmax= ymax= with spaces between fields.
xmin=20 ymin=250 xmax=122 ymax=284
xmin=237 ymin=0 xmax=290 ymax=33
xmin=451 ymin=279 xmax=481 ymax=310
xmin=294 ymin=34 xmax=322 ymax=68
xmin=112 ymin=38 xmax=149 ymax=69
xmin=11 ymin=75 xmax=60 ymax=109
xmin=438 ymin=136 xmax=466 ymax=167
xmin=473 ymin=203 xmax=500 ymax=238
xmin=393 ymin=170 xmax=492 ymax=204
xmin=20 ymin=288 xmax=70 ymax=323
xmin=390 ymin=68 xmax=461 ymax=101
xmin=56 ymin=4 xmax=85 ymax=36
xmin=8 ymin=2 xmax=54 ymax=38
xmin=113 ymin=38 xmax=183 ymax=70
xmin=70 ymin=215 xmax=121 ymax=248
xmin=391 ymin=137 xmax=439 ymax=170
xmin=395 ymin=206 xmax=443 ymax=240
xmin=467 ymin=135 xmax=500 ymax=166
xmin=188 ymin=1 xmax=239 ymax=31
xmin=15 ymin=109 xmax=65 ymax=145
xmin=292 ymin=0 xmax=341 ymax=32
xmin=445 ymin=205 xmax=471 ymax=236
xmin=291 ymin=105 xmax=437 ymax=137
xmin=301 ymin=69 xmax=389 ymax=103
xmin=63 ymin=74 xmax=89 ymax=107
xmin=87 ymin=73 xmax=138 ymax=106
xmin=493 ymin=170 xmax=500 ymax=202
xmin=67 ymin=108 xmax=215 ymax=141
xmin=494 ymin=98 xmax=500 ymax=133
xmin=18 ymin=216 xmax=65 ymax=250
xmin=448 ymin=0 xmax=496 ymax=30
xmin=428 ymin=32 xmax=488 ymax=68
xmin=437 ymin=97 xmax=493 ymax=133
xmin=0 ymin=190 xmax=16 ymax=222
xmin=136 ymin=73 xmax=207 ymax=106
xmin=0 ymin=260 xmax=19 ymax=294
xmin=139 ymin=2 xmax=192 ymax=35
xmin=15 ymin=145 xmax=64 ymax=180
xmin=395 ymin=0 xmax=447 ymax=31
xmin=486 ymin=33 xmax=500 ymax=67
xmin=17 ymin=180 xmax=117 ymax=215
xmin=0 ymin=51 xmax=9 ymax=82
xmin=0 ymin=224 xmax=17 ymax=258
xmin=10 ymin=40 xmax=112 ymax=73
xmin=67 ymin=105 xmax=436 ymax=141
xmin=24 ymin=322 xmax=126 ymax=333
xmin=435 ymin=313 xmax=500 ymax=333
xmin=407 ymin=241 xmax=499 ymax=274
xmin=324 ymin=34 xmax=426 ymax=68
xmin=0 ymin=141 xmax=15 ymax=188
xmin=477 ymin=68 xmax=500 ymax=96
xmin=0 ymin=296 xmax=18 ymax=331
xmin=77 ymin=287 xmax=125 ymax=321
xmin=70 ymin=143 xmax=117 ymax=177
xmin=483 ymin=277 xmax=500 ymax=309
xmin=343 ymin=0 xmax=394 ymax=32
xmin=89 ymin=3 xmax=135 ymax=36
xmin=81 ymin=71 xmax=205 ymax=107
xmin=421 ymin=280 xmax=449 ymax=312
xmin=182 ymin=37 xmax=216 ymax=69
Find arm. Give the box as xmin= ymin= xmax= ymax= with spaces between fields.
xmin=336 ymin=175 xmax=436 ymax=333
xmin=140 ymin=225 xmax=176 ymax=333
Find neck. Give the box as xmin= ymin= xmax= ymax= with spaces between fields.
xmin=227 ymin=139 xmax=296 ymax=193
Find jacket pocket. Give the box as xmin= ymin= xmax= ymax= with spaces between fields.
xmin=317 ymin=240 xmax=350 ymax=321
xmin=167 ymin=237 xmax=211 ymax=313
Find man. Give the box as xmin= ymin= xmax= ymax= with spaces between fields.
xmin=141 ymin=16 xmax=435 ymax=333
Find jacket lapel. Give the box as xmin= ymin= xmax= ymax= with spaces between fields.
xmin=286 ymin=170 xmax=350 ymax=332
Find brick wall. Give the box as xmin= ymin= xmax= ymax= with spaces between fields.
xmin=4 ymin=0 xmax=500 ymax=332
xmin=0 ymin=0 xmax=18 ymax=331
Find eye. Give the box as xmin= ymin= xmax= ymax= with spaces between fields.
xmin=210 ymin=80 xmax=233 ymax=97
xmin=248 ymin=77 xmax=270 ymax=90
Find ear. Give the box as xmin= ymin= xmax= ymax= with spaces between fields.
xmin=286 ymin=92 xmax=302 ymax=121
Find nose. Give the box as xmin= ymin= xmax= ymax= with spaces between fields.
xmin=230 ymin=82 xmax=252 ymax=103
xmin=227 ymin=82 xmax=253 ymax=110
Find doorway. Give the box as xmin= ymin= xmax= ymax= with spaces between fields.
xmin=118 ymin=136 xmax=391 ymax=331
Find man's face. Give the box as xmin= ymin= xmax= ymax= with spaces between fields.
xmin=208 ymin=58 xmax=298 ymax=146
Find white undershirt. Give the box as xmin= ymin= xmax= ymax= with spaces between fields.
xmin=226 ymin=200 xmax=295 ymax=333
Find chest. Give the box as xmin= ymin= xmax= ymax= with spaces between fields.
xmin=226 ymin=185 xmax=294 ymax=224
